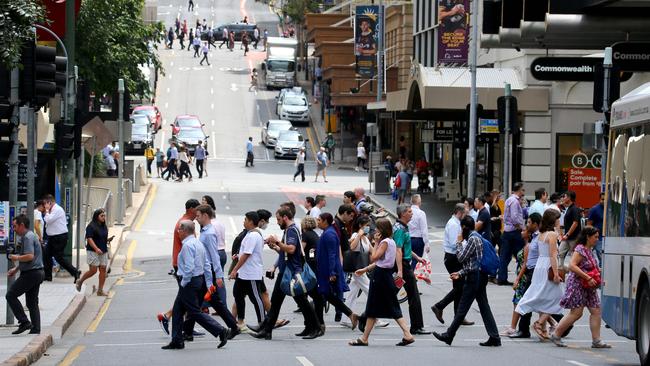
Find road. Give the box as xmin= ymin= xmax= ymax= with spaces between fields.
xmin=32 ymin=0 xmax=639 ymax=365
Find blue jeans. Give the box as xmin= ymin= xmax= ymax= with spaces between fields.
xmin=410 ymin=237 xmax=425 ymax=269
xmin=594 ymin=239 xmax=603 ymax=267
xmin=498 ymin=230 xmax=524 ymax=283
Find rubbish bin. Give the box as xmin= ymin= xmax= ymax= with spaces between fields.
xmin=373 ymin=167 xmax=391 ymax=194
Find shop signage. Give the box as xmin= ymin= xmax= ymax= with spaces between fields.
xmin=531 ymin=57 xmax=632 ymax=82
xmin=0 ymin=151 xmax=56 ymax=201
xmin=612 ymin=42 xmax=650 ymax=72
xmin=437 ymin=0 xmax=469 ymax=64
xmin=567 ymin=168 xmax=601 ymax=209
xmin=354 ymin=5 xmax=381 ymax=78
xmin=479 ymin=118 xmax=499 ymax=134
xmin=434 ymin=126 xmax=454 ymax=142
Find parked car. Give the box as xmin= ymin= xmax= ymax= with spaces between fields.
xmin=130 ymin=114 xmax=151 ymax=126
xmin=172 ymin=115 xmax=203 ymax=135
xmin=212 ymin=22 xmax=257 ymax=41
xmin=274 ymin=130 xmax=306 ymax=159
xmin=277 ymin=94 xmax=310 ymax=124
xmin=261 ymin=119 xmax=293 ymax=147
xmin=276 ymin=87 xmax=306 ymax=115
xmin=125 ymin=122 xmax=153 ymax=155
xmin=172 ymin=127 xmax=208 ymax=156
xmin=132 ymin=105 xmax=162 ymax=131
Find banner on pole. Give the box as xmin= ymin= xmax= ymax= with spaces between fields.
xmin=437 ymin=0 xmax=469 ymax=64
xmin=355 ymin=5 xmax=380 ymax=78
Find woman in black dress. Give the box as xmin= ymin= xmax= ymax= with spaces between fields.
xmin=349 ymin=218 xmax=415 ymax=346
xmin=299 ymin=216 xmax=325 ymax=332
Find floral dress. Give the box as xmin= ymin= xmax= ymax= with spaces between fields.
xmin=512 ymin=248 xmax=529 ymax=304
xmin=560 ymin=244 xmax=601 ymax=309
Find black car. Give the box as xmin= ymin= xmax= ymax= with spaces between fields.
xmin=210 ymin=22 xmax=257 ymax=41
xmin=172 ymin=127 xmax=208 ymax=156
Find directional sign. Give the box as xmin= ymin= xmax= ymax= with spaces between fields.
xmin=612 ymin=42 xmax=650 ymax=72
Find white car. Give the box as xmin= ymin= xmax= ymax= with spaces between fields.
xmin=278 ymin=95 xmax=310 ymax=124
xmin=261 ymin=119 xmax=293 ymax=147
xmin=274 ymin=130 xmax=306 ymax=159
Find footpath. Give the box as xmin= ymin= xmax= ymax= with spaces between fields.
xmin=0 ymin=183 xmax=153 ymax=366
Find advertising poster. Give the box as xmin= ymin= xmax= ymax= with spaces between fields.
xmin=0 ymin=202 xmax=7 ymax=244
xmin=568 ymin=168 xmax=602 ymax=209
xmin=437 ymin=0 xmax=469 ymax=64
xmin=354 ymin=5 xmax=380 ymax=78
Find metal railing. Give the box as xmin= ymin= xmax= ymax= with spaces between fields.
xmin=82 ymin=186 xmax=112 ymax=226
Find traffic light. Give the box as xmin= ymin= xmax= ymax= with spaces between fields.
xmin=20 ymin=41 xmax=57 ymax=108
xmin=0 ymin=122 xmax=15 ymax=162
xmin=497 ymin=95 xmax=518 ymax=133
xmin=54 ymin=122 xmax=75 ymax=160
xmin=55 ymin=56 xmax=67 ymax=93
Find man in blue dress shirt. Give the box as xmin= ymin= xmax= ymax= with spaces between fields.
xmin=162 ymin=220 xmax=230 ymax=350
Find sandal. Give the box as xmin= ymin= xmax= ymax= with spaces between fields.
xmin=350 ymin=313 xmax=359 ymax=331
xmin=273 ymin=319 xmax=290 ymax=329
xmin=396 ymin=338 xmax=415 ymax=346
xmin=551 ymin=334 xmax=566 ymax=347
xmin=592 ymin=339 xmax=612 ymax=349
xmin=533 ymin=321 xmax=549 ymax=341
xmin=349 ymin=338 xmax=368 ymax=346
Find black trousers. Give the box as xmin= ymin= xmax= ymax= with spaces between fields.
xmin=219 ymin=38 xmax=228 ymax=48
xmin=233 ymin=278 xmax=266 ymax=323
xmin=201 ymin=282 xmax=238 ymax=331
xmin=193 ymin=45 xmax=200 ymax=57
xmin=178 ymin=161 xmax=192 ymax=179
xmin=307 ymin=286 xmax=325 ymax=326
xmin=293 ymin=163 xmax=305 ymax=181
xmin=402 ymin=259 xmax=424 ymax=330
xmin=200 ymin=53 xmax=209 ymax=65
xmin=246 ymin=152 xmax=254 ymax=167
xmin=171 ymin=276 xmax=225 ymax=344
xmin=435 ymin=253 xmax=464 ymax=314
xmin=263 ymin=269 xmax=320 ymax=333
xmin=5 ymin=269 xmax=44 ymax=332
xmin=195 ymin=159 xmax=204 ymax=178
xmin=446 ymin=271 xmax=499 ymax=340
xmin=146 ymin=158 xmax=153 ymax=174
xmin=44 ymin=233 xmax=77 ymax=279
xmin=313 ymin=283 xmax=353 ymax=323
xmin=162 ymin=159 xmax=178 ymax=179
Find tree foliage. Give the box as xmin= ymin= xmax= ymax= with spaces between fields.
xmin=283 ymin=0 xmax=319 ymax=24
xmin=76 ymin=0 xmax=164 ymax=99
xmin=0 ymin=0 xmax=46 ymax=68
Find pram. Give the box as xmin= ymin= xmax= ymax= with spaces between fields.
xmin=417 ymin=170 xmax=431 ymax=193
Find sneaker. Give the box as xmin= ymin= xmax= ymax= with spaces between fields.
xmin=376 ymin=320 xmax=389 ymax=328
xmin=157 ymin=313 xmax=170 ymax=335
xmin=592 ymin=339 xmax=612 ymax=349
xmin=239 ymin=325 xmax=251 ymax=334
xmin=500 ymin=327 xmax=517 ymax=337
xmin=551 ymin=334 xmax=566 ymax=347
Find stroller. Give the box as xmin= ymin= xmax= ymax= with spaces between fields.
xmin=417 ymin=170 xmax=431 ymax=193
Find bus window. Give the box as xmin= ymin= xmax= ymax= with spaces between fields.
xmin=607 ymin=133 xmax=627 ymax=237
xmin=625 ymin=135 xmax=644 ymax=237
xmin=641 ymin=134 xmax=650 ymax=237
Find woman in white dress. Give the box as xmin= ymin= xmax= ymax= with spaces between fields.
xmin=515 ymin=209 xmax=564 ymax=340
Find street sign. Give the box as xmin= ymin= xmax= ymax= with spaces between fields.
xmin=531 ymin=57 xmax=633 ymax=82
xmin=479 ymin=118 xmax=499 ymax=134
xmin=612 ymin=42 xmax=650 ymax=72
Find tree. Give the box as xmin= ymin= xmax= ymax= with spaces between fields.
xmin=283 ymin=0 xmax=319 ymax=24
xmin=0 ymin=0 xmax=46 ymax=68
xmin=76 ymin=0 xmax=164 ymax=99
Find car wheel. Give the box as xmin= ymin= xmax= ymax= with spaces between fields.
xmin=638 ymin=281 xmax=650 ymax=366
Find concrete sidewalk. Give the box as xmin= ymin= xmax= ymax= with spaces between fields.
xmin=0 ymin=183 xmax=153 ymax=366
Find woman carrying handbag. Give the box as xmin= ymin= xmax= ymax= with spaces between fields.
xmin=550 ymin=226 xmax=610 ymax=349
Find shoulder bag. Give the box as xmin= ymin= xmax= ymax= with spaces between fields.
xmin=280 ymin=226 xmax=317 ymax=297
xmin=579 ymin=251 xmax=601 ymax=288
xmin=342 ymin=235 xmax=369 ymax=272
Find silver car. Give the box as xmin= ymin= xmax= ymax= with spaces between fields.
xmin=261 ymin=119 xmax=293 ymax=147
xmin=125 ymin=122 xmax=153 ymax=154
xmin=274 ymin=130 xmax=306 ymax=159
xmin=278 ymin=95 xmax=310 ymax=124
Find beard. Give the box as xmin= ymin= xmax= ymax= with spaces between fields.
xmin=279 ymin=221 xmax=287 ymax=230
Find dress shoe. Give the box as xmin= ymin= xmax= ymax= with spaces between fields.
xmin=218 ymin=329 xmax=230 ymax=348
xmin=183 ymin=334 xmax=194 ymax=342
xmin=12 ymin=322 xmax=32 ymax=335
xmin=247 ymin=323 xmax=262 ymax=332
xmin=302 ymin=329 xmax=324 ymax=340
xmin=334 ymin=312 xmax=342 ymax=322
xmin=461 ymin=319 xmax=475 ymax=326
xmin=479 ymin=337 xmax=502 ymax=347
xmin=161 ymin=342 xmax=185 ymax=350
xmin=73 ymin=270 xmax=81 ymax=283
xmin=295 ymin=328 xmax=310 ymax=337
xmin=508 ymin=331 xmax=531 ymax=339
xmin=192 ymin=330 xmax=205 ymax=337
xmin=433 ymin=332 xmax=453 ymax=345
xmin=29 ymin=330 xmax=41 ymax=334
xmin=227 ymin=327 xmax=240 ymax=340
xmin=497 ymin=280 xmax=514 ymax=286
xmin=411 ymin=328 xmax=432 ymax=335
xmin=250 ymin=329 xmax=272 ymax=340
xmin=430 ymin=305 xmax=444 ymax=324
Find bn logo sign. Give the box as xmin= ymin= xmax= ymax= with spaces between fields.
xmin=571 ymin=153 xmax=602 ymax=169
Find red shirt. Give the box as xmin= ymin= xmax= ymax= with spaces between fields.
xmin=172 ymin=213 xmax=194 ymax=267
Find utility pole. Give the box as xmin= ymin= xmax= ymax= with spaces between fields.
xmin=25 ymin=107 xmax=36 ymax=229
xmin=370 ymin=0 xmax=384 ymax=194
xmin=503 ymin=83 xmax=511 ymax=195
xmin=467 ymin=0 xmax=479 ymax=198
xmin=117 ymin=78 xmax=125 ymax=225
xmin=600 ymin=47 xmax=612 ymax=193
xmin=5 ymin=68 xmax=20 ymax=325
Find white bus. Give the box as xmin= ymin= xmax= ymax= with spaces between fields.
xmin=603 ymin=82 xmax=650 ymax=366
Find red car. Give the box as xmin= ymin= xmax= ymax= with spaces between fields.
xmin=132 ymin=105 xmax=162 ymax=131
xmin=171 ymin=115 xmax=204 ymax=135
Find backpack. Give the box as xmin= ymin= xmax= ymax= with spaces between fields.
xmin=471 ymin=232 xmax=499 ymax=276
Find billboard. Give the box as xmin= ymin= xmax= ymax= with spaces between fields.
xmin=355 ymin=5 xmax=380 ymax=78
xmin=437 ymin=0 xmax=469 ymax=64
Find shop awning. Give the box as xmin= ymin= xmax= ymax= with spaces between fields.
xmin=386 ymin=62 xmax=548 ymax=112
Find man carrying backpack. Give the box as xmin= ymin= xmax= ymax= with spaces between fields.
xmin=433 ymin=215 xmax=501 ymax=347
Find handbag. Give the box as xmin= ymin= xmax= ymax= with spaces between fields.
xmin=279 ymin=226 xmax=317 ymax=297
xmin=547 ymin=266 xmax=566 ymax=282
xmin=579 ymin=253 xmax=601 ymax=288
xmin=342 ymin=236 xmax=369 ymax=272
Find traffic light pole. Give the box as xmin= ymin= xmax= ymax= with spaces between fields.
xmin=5 ymin=68 xmax=19 ymax=325
xmin=467 ymin=0 xmax=479 ymax=199
xmin=25 ymin=106 xmax=36 ymax=232
xmin=600 ymin=47 xmax=612 ymax=193
xmin=503 ymin=83 xmax=511 ymax=195
xmin=64 ymin=1 xmax=77 ymax=264
xmin=117 ymin=79 xmax=125 ymax=225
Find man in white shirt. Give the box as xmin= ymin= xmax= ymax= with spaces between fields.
xmin=309 ymin=195 xmax=326 ymax=219
xmin=408 ymin=194 xmax=429 ymax=269
xmin=431 ymin=204 xmax=473 ymax=326
xmin=42 ymin=194 xmax=79 ymax=281
xmin=229 ymin=211 xmax=266 ymax=327
xmin=102 ymin=142 xmax=115 ymax=160
xmin=528 ymin=187 xmax=547 ymax=217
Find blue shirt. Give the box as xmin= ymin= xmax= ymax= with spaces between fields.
xmin=170 ymin=147 xmax=179 ymax=160
xmin=199 ymin=224 xmax=223 ymax=279
xmin=177 ymin=236 xmax=213 ymax=288
xmin=526 ymin=231 xmax=540 ymax=269
xmin=278 ymin=224 xmax=302 ymax=275
xmin=194 ymin=145 xmax=206 ymax=160
xmin=588 ymin=203 xmax=604 ymax=235
xmin=398 ymin=171 xmax=409 ymax=189
xmin=246 ymin=141 xmax=253 ymax=153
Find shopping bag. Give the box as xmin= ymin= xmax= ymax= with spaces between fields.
xmin=414 ymin=253 xmax=432 ymax=285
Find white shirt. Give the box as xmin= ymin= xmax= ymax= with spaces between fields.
xmin=469 ymin=209 xmax=478 ymax=222
xmin=309 ymin=206 xmax=321 ymax=219
xmin=211 ymin=218 xmax=226 ymax=250
xmin=44 ymin=203 xmax=68 ymax=236
xmin=33 ymin=209 xmax=44 ymax=239
xmin=238 ymin=230 xmax=264 ymax=280
xmin=179 ymin=151 xmax=189 ymax=163
xmin=296 ymin=151 xmax=305 ymax=164
xmin=529 ymin=200 xmax=545 ymax=217
xmin=443 ymin=215 xmax=461 ymax=254
xmin=408 ymin=204 xmax=429 ymax=243
xmin=357 ymin=146 xmax=366 ymax=159
xmin=349 ymin=232 xmax=370 ymax=252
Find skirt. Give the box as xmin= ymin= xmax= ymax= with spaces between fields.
xmin=365 ymin=267 xmax=403 ymax=319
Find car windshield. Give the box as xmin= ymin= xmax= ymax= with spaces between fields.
xmin=176 ymin=118 xmax=201 ymax=127
xmin=131 ymin=115 xmax=149 ymax=125
xmin=268 ymin=122 xmax=292 ymax=131
xmin=178 ymin=129 xmax=205 ymax=139
xmin=132 ymin=124 xmax=148 ymax=135
xmin=134 ymin=108 xmax=155 ymax=117
xmin=267 ymin=60 xmax=295 ymax=72
xmin=278 ymin=131 xmax=302 ymax=142
xmin=284 ymin=97 xmax=306 ymax=106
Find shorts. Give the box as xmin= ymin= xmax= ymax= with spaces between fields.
xmin=87 ymin=251 xmax=108 ymax=267
xmin=398 ymin=188 xmax=407 ymax=198
xmin=156 ymin=161 xmax=163 ymax=168
xmin=317 ymin=164 xmax=325 ymax=172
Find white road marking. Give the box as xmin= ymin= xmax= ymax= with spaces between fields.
xmin=566 ymin=361 xmax=590 ymax=366
xmin=229 ymin=217 xmax=237 ymax=233
xmin=211 ymin=134 xmax=216 ymax=157
xmin=159 ymin=131 xmax=166 ymax=150
xmin=166 ymin=87 xmax=170 ymax=93
xmin=210 ymin=103 xmax=214 ymax=109
xmin=210 ymin=88 xmax=214 ymax=95
xmin=168 ymin=74 xmax=172 ymax=79
xmin=211 ymin=120 xmax=215 ymax=126
xmin=210 ymin=75 xmax=214 ymax=81
xmin=296 ymin=357 xmax=314 ymax=366
xmin=103 ymin=329 xmax=161 ymax=333
xmin=164 ymin=102 xmax=168 ymax=109
xmin=170 ymin=61 xmax=174 ymax=67
xmin=230 ymin=83 xmax=238 ymax=91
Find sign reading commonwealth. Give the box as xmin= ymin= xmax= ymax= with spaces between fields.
xmin=531 ymin=57 xmax=633 ymax=82
xmin=612 ymin=42 xmax=650 ymax=72
xmin=437 ymin=0 xmax=469 ymax=64
xmin=355 ymin=5 xmax=380 ymax=78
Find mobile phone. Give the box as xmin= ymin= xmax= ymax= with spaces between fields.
xmin=265 ymin=270 xmax=275 ymax=280
xmin=108 ymin=235 xmax=115 ymax=243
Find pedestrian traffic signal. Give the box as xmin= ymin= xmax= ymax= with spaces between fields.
xmin=0 ymin=122 xmax=15 ymax=161
xmin=497 ymin=96 xmax=518 ymax=133
xmin=20 ymin=41 xmax=57 ymax=108
xmin=54 ymin=122 xmax=75 ymax=160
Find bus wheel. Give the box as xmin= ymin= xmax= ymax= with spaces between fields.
xmin=638 ymin=282 xmax=650 ymax=366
